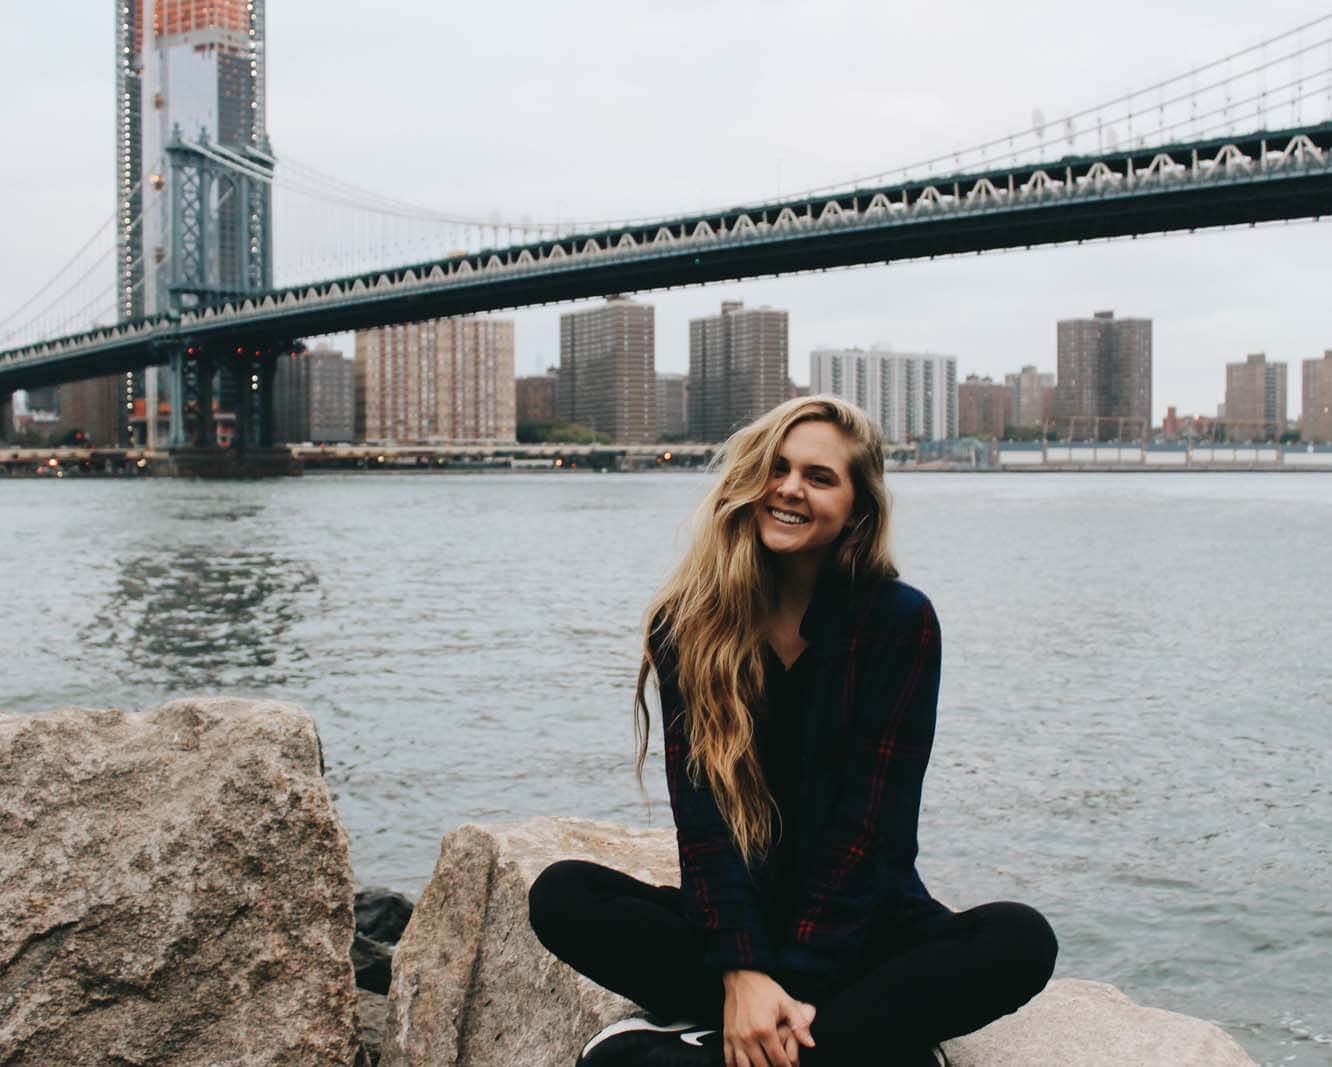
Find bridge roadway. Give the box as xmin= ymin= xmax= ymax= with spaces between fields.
xmin=2 ymin=122 xmax=1330 ymax=393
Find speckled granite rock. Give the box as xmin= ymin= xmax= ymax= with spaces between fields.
xmin=382 ymin=817 xmax=676 ymax=1067
xmin=384 ymin=816 xmax=1256 ymax=1067
xmin=0 ymin=698 xmax=364 ymax=1066
xmin=943 ymin=977 xmax=1255 ymax=1066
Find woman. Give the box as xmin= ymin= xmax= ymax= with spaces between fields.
xmin=529 ymin=396 xmax=1056 ymax=1067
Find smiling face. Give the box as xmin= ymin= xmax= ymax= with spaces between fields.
xmin=754 ymin=419 xmax=857 ymax=559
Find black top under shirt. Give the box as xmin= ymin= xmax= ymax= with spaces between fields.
xmin=754 ymin=641 xmax=815 ymax=940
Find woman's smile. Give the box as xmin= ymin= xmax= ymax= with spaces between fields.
xmin=766 ymin=506 xmax=810 ymax=526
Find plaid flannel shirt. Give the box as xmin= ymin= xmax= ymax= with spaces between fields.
xmin=651 ymin=570 xmax=942 ymax=980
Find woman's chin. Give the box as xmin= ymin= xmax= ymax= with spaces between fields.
xmin=759 ymin=527 xmax=824 ymax=556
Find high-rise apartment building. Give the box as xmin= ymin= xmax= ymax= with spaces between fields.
xmin=1004 ymin=365 xmax=1055 ymax=427
xmin=1055 ymin=311 xmax=1152 ymax=437
xmin=55 ymin=378 xmax=121 ymax=445
xmin=22 ymin=387 xmax=60 ymax=416
xmin=114 ymin=0 xmax=272 ymax=446
xmin=557 ymin=298 xmax=655 ymax=444
xmin=355 ymin=317 xmax=516 ymax=442
xmin=688 ymin=302 xmax=789 ymax=441
xmin=1224 ymin=353 xmax=1288 ymax=441
xmin=1302 ymin=351 xmax=1332 ymax=443
xmin=273 ymin=344 xmax=356 ymax=443
xmin=515 ymin=370 xmax=558 ymax=424
xmin=656 ymin=373 xmax=689 ymax=438
xmin=958 ymin=375 xmax=1013 ymax=438
xmin=809 ymin=348 xmax=957 ymax=442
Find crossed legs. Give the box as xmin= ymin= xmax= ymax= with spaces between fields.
xmin=528 ymin=859 xmax=1057 ymax=1064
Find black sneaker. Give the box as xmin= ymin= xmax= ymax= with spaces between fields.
xmin=576 ymin=1014 xmax=722 ymax=1066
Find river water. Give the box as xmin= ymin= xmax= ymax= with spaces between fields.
xmin=2 ymin=471 xmax=1328 ymax=1064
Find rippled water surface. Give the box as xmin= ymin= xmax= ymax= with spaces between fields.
xmin=3 ymin=471 xmax=1329 ymax=1064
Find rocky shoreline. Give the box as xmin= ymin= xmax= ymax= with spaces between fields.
xmin=1 ymin=699 xmax=1258 ymax=1065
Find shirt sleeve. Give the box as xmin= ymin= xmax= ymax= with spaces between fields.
xmin=777 ymin=596 xmax=941 ymax=977
xmin=653 ymin=628 xmax=777 ymax=975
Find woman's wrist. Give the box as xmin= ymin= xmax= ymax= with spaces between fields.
xmin=723 ymin=968 xmax=763 ymax=990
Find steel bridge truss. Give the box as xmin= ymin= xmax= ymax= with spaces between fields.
xmin=3 ymin=123 xmax=1331 ymax=390
xmin=165 ymin=133 xmax=274 ymax=310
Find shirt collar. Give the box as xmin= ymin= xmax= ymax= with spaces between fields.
xmin=796 ymin=544 xmax=857 ymax=652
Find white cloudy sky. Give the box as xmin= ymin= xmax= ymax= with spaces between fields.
xmin=3 ymin=0 xmax=1330 ymax=419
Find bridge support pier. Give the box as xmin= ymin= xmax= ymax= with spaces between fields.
xmin=159 ymin=344 xmax=295 ymax=477
xmin=0 ymin=390 xmax=12 ymax=444
xmin=166 ymin=347 xmax=188 ymax=447
xmin=230 ymin=354 xmax=253 ymax=454
xmin=256 ymin=350 xmax=277 ymax=448
xmin=193 ymin=353 xmax=215 ymax=448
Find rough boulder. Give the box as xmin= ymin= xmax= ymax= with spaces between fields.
xmin=0 ymin=697 xmax=364 ymax=1065
xmin=383 ymin=817 xmax=677 ymax=1067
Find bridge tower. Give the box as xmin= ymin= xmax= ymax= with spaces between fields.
xmin=117 ymin=0 xmax=279 ymax=451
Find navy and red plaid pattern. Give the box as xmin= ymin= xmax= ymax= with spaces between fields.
xmin=652 ymin=576 xmax=942 ymax=978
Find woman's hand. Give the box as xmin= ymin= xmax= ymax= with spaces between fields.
xmin=722 ymin=969 xmax=816 ymax=1067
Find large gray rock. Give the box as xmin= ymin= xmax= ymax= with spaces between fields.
xmin=383 ymin=817 xmax=676 ymax=1067
xmin=0 ymin=698 xmax=364 ymax=1065
xmin=385 ymin=817 xmax=1255 ymax=1067
xmin=943 ymin=978 xmax=1255 ymax=1066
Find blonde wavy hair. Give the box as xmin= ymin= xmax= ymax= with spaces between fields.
xmin=634 ymin=394 xmax=898 ymax=867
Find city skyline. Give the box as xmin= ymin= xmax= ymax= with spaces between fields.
xmin=3 ymin=1 xmax=1330 ymax=425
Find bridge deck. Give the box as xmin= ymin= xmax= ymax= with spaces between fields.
xmin=3 ymin=123 xmax=1330 ymax=392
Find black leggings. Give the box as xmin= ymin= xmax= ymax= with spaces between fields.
xmin=528 ymin=860 xmax=1057 ymax=1065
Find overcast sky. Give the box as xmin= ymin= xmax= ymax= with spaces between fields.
xmin=3 ymin=0 xmax=1330 ymax=419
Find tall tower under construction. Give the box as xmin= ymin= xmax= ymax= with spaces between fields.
xmin=113 ymin=0 xmax=274 ymax=445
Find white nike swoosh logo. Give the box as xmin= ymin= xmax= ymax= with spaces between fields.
xmin=680 ymin=1029 xmax=715 ymax=1046
xmin=580 ymin=1017 xmax=694 ymax=1057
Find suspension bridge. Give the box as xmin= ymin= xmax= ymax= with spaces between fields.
xmin=2 ymin=15 xmax=1331 ymax=452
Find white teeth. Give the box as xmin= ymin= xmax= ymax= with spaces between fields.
xmin=769 ymin=507 xmax=809 ymax=525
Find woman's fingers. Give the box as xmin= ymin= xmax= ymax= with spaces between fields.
xmin=761 ymin=1031 xmax=794 ymax=1067
xmin=783 ymin=999 xmax=817 ymax=1048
